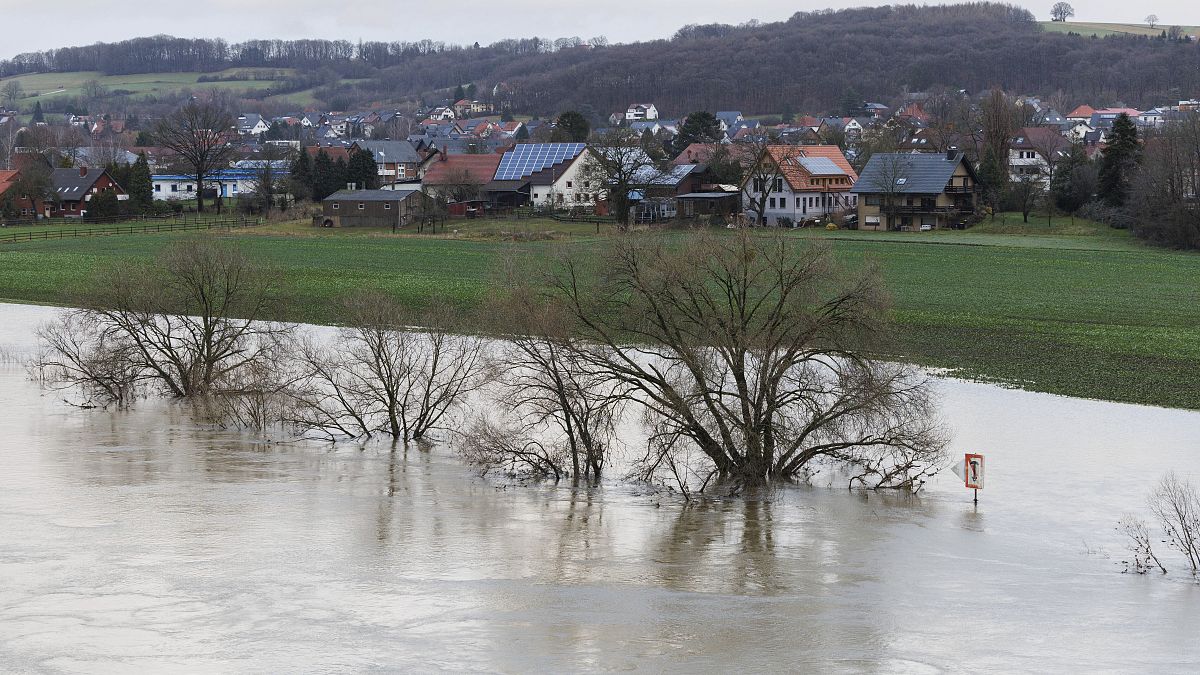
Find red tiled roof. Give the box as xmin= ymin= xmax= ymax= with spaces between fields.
xmin=1067 ymin=104 xmax=1096 ymax=118
xmin=422 ymin=153 xmax=504 ymax=185
xmin=305 ymin=146 xmax=351 ymax=163
xmin=762 ymin=145 xmax=858 ymax=192
xmin=672 ymin=143 xmax=757 ymax=167
xmin=0 ymin=170 xmax=19 ymax=198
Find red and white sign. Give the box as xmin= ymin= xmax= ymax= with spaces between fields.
xmin=964 ymin=453 xmax=984 ymax=489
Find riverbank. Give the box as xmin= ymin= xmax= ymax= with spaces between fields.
xmin=1 ymin=214 xmax=1197 ymax=409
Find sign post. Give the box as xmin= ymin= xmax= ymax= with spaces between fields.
xmin=951 ymin=453 xmax=985 ymax=504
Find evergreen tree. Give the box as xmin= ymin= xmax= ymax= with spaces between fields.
xmin=88 ymin=190 xmax=120 ymax=221
xmin=1052 ymin=143 xmax=1088 ymax=212
xmin=553 ymin=111 xmax=590 ymax=142
xmin=134 ymin=131 xmax=154 ymax=147
xmin=1098 ymin=113 xmax=1139 ymax=207
xmin=347 ymin=148 xmax=380 ymax=190
xmin=312 ymin=150 xmax=339 ymax=201
xmin=128 ymin=152 xmax=154 ymax=212
xmin=453 ymin=84 xmax=466 ymax=101
xmin=465 ymin=83 xmax=477 ymax=99
xmin=515 ymin=125 xmax=530 ymax=142
xmin=675 ymin=111 xmax=723 ymax=149
xmin=31 ymin=101 xmax=44 ymax=124
xmin=290 ymin=150 xmax=314 ymax=202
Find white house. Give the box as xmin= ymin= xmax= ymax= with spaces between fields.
xmin=625 ymin=103 xmax=659 ymax=122
xmin=237 ymin=114 xmax=271 ymax=136
xmin=740 ymin=146 xmax=859 ymax=226
xmin=491 ymin=143 xmax=595 ymax=209
xmin=151 ymin=168 xmax=286 ymax=201
xmin=1008 ymin=128 xmax=1069 ymax=187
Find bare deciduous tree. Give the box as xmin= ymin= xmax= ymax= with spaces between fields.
xmin=582 ymin=130 xmax=666 ymax=229
xmin=155 ymin=102 xmax=236 ymax=212
xmin=545 ymin=231 xmax=948 ymax=491
xmin=460 ymin=266 xmax=626 ymax=481
xmin=741 ymin=141 xmax=797 ymax=227
xmin=32 ymin=239 xmax=291 ymax=406
xmin=1150 ymin=472 xmax=1200 ymax=574
xmin=290 ymin=293 xmax=490 ymax=442
xmin=1118 ymin=514 xmax=1168 ymax=574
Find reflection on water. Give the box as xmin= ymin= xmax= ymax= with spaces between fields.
xmin=2 ymin=303 xmax=1200 ymax=672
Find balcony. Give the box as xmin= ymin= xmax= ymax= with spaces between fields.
xmin=944 ymin=184 xmax=975 ymax=193
xmin=880 ymin=205 xmax=966 ymax=215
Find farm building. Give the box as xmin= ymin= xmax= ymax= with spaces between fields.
xmin=318 ymin=188 xmax=431 ymax=228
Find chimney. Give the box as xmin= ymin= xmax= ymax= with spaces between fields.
xmin=79 ymin=166 xmax=88 ymax=178
xmin=347 ymin=182 xmax=356 ymax=191
xmin=946 ymin=149 xmax=957 ymax=161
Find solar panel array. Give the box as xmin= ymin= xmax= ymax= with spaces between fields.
xmin=494 ymin=143 xmax=586 ymax=181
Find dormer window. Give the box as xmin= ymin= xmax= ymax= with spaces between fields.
xmin=895 ymin=178 xmax=907 ymax=186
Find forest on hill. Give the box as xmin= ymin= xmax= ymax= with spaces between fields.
xmin=3 ymin=3 xmax=1198 ymax=116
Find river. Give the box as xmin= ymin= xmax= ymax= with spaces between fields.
xmin=1 ymin=303 xmax=1198 ymax=673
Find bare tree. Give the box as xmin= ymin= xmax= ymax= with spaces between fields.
xmin=740 ymin=140 xmax=796 ymax=227
xmin=1 ymin=80 xmax=23 ymax=108
xmin=1145 ymin=14 xmax=1159 ymax=29
xmin=865 ymin=153 xmax=912 ymax=231
xmin=1118 ymin=514 xmax=1168 ymax=574
xmin=545 ymin=231 xmax=947 ymax=491
xmin=290 ymin=293 xmax=490 ymax=442
xmin=32 ymin=239 xmax=291 ymax=405
xmin=582 ymin=129 xmax=665 ymax=229
xmin=460 ymin=263 xmax=626 ymax=480
xmin=427 ymin=166 xmax=484 ymax=205
xmin=155 ymin=102 xmax=236 ymax=212
xmin=1150 ymin=472 xmax=1200 ymax=574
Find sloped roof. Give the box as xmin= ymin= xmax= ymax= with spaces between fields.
xmin=51 ymin=168 xmax=114 ymax=198
xmin=306 ymin=146 xmax=351 ymax=163
xmin=323 ymin=188 xmax=423 ymax=202
xmin=352 ymin=140 xmax=422 ymax=164
xmin=1066 ymin=104 xmax=1096 ymax=119
xmin=764 ymin=145 xmax=858 ymax=192
xmin=1011 ymin=127 xmax=1070 ymax=156
xmin=851 ymin=152 xmax=972 ymax=194
xmin=423 ymin=153 xmax=504 ymax=185
xmin=0 ymin=170 xmax=19 ymax=198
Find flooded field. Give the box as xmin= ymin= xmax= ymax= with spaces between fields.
xmin=1 ymin=303 xmax=1198 ymax=672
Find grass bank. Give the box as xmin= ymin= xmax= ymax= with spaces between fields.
xmin=1 ymin=214 xmax=1197 ymax=409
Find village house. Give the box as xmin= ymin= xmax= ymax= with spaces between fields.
xmin=740 ymin=145 xmax=859 ymax=226
xmin=485 ymin=143 xmax=592 ymax=209
xmin=851 ymin=150 xmax=979 ymax=231
xmin=349 ymin=140 xmax=424 ymax=182
xmin=237 ymin=113 xmax=271 ymax=136
xmin=49 ymin=166 xmax=128 ymax=218
xmin=318 ymin=188 xmax=430 ymax=228
xmin=421 ymin=152 xmax=504 ymax=215
xmin=151 ymin=168 xmax=283 ymax=201
xmin=453 ymin=99 xmax=492 ymax=118
xmin=1008 ymin=127 xmax=1070 ymax=187
xmin=624 ymin=103 xmax=659 ymax=122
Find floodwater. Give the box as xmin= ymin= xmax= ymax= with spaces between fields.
xmin=1 ymin=303 xmax=1198 ymax=673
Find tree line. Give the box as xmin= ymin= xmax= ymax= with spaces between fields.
xmin=33 ymin=234 xmax=947 ymax=494
xmin=4 ymin=4 xmax=1198 ymax=116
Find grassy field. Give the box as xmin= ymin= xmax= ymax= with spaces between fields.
xmin=1040 ymin=21 xmax=1200 ymax=37
xmin=1 ymin=214 xmax=1197 ymax=409
xmin=0 ymin=68 xmax=301 ymax=106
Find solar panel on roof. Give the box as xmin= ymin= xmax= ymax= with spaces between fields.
xmin=494 ymin=143 xmax=586 ymax=181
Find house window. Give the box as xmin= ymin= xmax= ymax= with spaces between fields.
xmin=865 ymin=195 xmax=881 ymax=206
xmin=186 ymin=185 xmax=194 ymax=192
xmin=154 ymin=185 xmax=161 ymax=192
xmin=769 ymin=198 xmax=776 ymax=208
xmin=384 ymin=203 xmax=392 ymax=210
xmin=358 ymin=203 xmax=365 ymax=210
xmin=333 ymin=203 xmax=340 ymax=210
xmin=566 ymin=181 xmax=573 ymax=188
xmin=779 ymin=198 xmax=787 ymax=209
xmin=773 ymin=178 xmax=783 ymax=192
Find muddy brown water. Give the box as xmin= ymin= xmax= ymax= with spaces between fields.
xmin=1 ymin=303 xmax=1198 ymax=672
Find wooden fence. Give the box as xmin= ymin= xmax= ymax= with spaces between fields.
xmin=0 ymin=218 xmax=263 ymax=245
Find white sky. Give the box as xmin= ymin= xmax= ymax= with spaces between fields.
xmin=1 ymin=0 xmax=1196 ymax=60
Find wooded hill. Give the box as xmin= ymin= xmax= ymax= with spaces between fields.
xmin=3 ymin=3 xmax=1198 ymax=117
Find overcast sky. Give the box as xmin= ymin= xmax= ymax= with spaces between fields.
xmin=2 ymin=0 xmax=1196 ymax=60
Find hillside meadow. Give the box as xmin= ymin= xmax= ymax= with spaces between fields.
xmin=0 ymin=216 xmax=1197 ymax=409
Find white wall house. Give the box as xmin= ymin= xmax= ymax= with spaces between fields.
xmin=1008 ymin=129 xmax=1070 ymax=187
xmin=625 ymin=103 xmax=659 ymax=122
xmin=151 ymin=169 xmax=285 ymax=200
xmin=740 ymin=147 xmax=859 ymax=226
xmin=528 ymin=149 xmax=597 ymax=208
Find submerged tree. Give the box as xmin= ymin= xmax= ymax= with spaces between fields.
xmin=33 ymin=239 xmax=291 ymax=406
xmin=289 ymin=293 xmax=490 ymax=442
xmin=545 ymin=231 xmax=947 ymax=491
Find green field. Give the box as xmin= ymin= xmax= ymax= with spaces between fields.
xmin=0 ymin=68 xmax=303 ymax=106
xmin=1040 ymin=21 xmax=1200 ymax=37
xmin=1 ymin=215 xmax=1197 ymax=409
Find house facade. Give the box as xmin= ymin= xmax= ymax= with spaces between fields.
xmin=850 ymin=151 xmax=979 ymax=231
xmin=349 ymin=140 xmax=424 ymax=182
xmin=625 ymin=103 xmax=659 ymax=122
xmin=740 ymin=145 xmax=859 ymax=226
xmin=1008 ymin=127 xmax=1070 ymax=187
xmin=50 ymin=167 xmax=128 ymax=217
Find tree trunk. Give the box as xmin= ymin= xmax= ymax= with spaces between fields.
xmin=195 ymin=173 xmax=205 ymax=213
